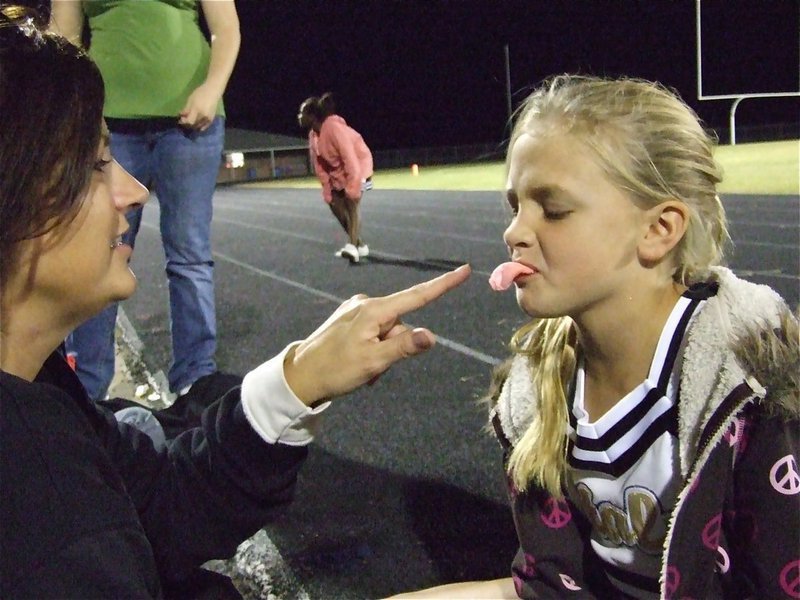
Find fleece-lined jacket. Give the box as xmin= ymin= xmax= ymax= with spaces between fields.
xmin=309 ymin=114 xmax=373 ymax=203
xmin=490 ymin=268 xmax=799 ymax=599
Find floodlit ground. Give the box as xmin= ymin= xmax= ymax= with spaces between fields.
xmin=714 ymin=140 xmax=799 ymax=195
xmin=244 ymin=140 xmax=800 ymax=196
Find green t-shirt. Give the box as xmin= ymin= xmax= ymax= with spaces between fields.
xmin=83 ymin=0 xmax=224 ymax=119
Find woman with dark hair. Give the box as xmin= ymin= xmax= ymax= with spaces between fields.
xmin=298 ymin=92 xmax=374 ymax=263
xmin=0 ymin=8 xmax=469 ymax=597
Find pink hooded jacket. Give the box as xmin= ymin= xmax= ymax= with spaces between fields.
xmin=309 ymin=115 xmax=373 ymax=203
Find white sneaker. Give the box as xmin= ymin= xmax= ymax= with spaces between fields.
xmin=340 ymin=243 xmax=359 ymax=263
xmin=357 ymin=244 xmax=369 ymax=258
xmin=334 ymin=245 xmax=355 ymax=258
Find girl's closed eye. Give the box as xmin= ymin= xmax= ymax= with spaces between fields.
xmin=506 ymin=190 xmax=520 ymax=216
xmin=543 ymin=207 xmax=572 ymax=220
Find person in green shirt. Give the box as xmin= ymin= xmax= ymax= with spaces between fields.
xmin=50 ymin=0 xmax=240 ymax=401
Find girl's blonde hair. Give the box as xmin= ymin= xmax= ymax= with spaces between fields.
xmin=503 ymin=75 xmax=729 ymax=497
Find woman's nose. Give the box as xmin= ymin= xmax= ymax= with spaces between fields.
xmin=110 ymin=160 xmax=149 ymax=212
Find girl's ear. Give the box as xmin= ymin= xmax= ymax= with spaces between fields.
xmin=638 ymin=200 xmax=690 ymax=264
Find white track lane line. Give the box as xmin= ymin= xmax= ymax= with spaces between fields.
xmin=214 ymin=210 xmax=503 ymax=245
xmin=212 ymin=217 xmax=495 ymax=277
xmin=214 ymin=250 xmax=502 ymax=366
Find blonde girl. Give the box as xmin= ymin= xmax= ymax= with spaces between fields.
xmin=394 ymin=75 xmax=798 ymax=599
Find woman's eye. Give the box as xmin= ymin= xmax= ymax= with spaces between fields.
xmin=93 ymin=158 xmax=112 ymax=172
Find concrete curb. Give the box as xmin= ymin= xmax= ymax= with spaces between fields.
xmin=109 ymin=308 xmax=172 ymax=409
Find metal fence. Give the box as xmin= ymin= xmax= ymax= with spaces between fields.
xmin=372 ymin=142 xmax=506 ymax=170
xmin=218 ymin=122 xmax=797 ymax=184
xmin=218 ymin=147 xmax=308 ymax=185
xmin=369 ymin=123 xmax=799 ymax=170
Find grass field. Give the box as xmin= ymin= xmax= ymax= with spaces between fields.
xmin=245 ymin=140 xmax=799 ymax=196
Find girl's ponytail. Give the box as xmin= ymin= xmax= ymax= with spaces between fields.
xmin=506 ymin=317 xmax=577 ymax=497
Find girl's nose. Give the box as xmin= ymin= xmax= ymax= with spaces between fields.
xmin=110 ymin=160 xmax=149 ymax=212
xmin=503 ymin=214 xmax=530 ymax=251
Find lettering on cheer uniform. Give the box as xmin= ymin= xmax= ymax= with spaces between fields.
xmin=565 ymin=293 xmax=707 ymax=598
xmin=572 ymin=483 xmax=665 ymax=554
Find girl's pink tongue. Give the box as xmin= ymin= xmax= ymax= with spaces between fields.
xmin=489 ymin=262 xmax=535 ymax=291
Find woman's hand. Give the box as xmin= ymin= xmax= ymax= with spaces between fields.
xmin=179 ymin=0 xmax=240 ymax=131
xmin=178 ymin=83 xmax=221 ymax=131
xmin=284 ymin=265 xmax=471 ymax=405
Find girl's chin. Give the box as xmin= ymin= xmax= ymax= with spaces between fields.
xmin=516 ymin=291 xmax=541 ymax=316
xmin=517 ymin=294 xmax=560 ymax=320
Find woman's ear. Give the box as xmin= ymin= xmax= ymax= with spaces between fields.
xmin=638 ymin=200 xmax=690 ymax=264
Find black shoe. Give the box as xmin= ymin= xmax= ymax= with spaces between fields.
xmin=159 ymin=372 xmax=243 ymax=439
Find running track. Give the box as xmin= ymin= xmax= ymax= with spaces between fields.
xmin=122 ymin=187 xmax=799 ymax=599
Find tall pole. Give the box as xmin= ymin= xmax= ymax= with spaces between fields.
xmin=695 ymin=0 xmax=703 ymax=100
xmin=504 ymin=44 xmax=512 ymax=121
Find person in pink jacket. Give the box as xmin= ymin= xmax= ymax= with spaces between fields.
xmin=299 ymin=93 xmax=373 ymax=263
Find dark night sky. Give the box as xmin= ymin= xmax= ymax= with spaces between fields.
xmin=31 ymin=0 xmax=800 ymax=150
xmin=228 ymin=1 xmax=799 ymax=150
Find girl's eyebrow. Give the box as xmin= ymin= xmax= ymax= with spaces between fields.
xmin=527 ymin=184 xmax=579 ymax=206
xmin=524 ymin=185 xmax=556 ymax=203
xmin=508 ymin=182 xmax=572 ymax=206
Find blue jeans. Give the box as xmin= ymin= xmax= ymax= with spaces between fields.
xmin=115 ymin=406 xmax=167 ymax=451
xmin=67 ymin=118 xmax=223 ymax=400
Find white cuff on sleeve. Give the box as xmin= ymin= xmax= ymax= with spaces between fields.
xmin=241 ymin=342 xmax=330 ymax=446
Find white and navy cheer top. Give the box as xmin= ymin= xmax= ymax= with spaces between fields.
xmin=566 ymin=289 xmax=709 ymax=598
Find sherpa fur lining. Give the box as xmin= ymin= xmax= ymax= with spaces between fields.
xmin=677 ymin=267 xmax=790 ymax=475
xmin=734 ymin=305 xmax=799 ymax=419
xmin=494 ymin=355 xmax=535 ymax=445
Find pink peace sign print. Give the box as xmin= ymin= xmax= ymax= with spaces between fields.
xmin=512 ymin=552 xmax=537 ymax=595
xmin=559 ymin=573 xmax=582 ymax=591
xmin=520 ymin=552 xmax=536 ymax=578
xmin=512 ymin=574 xmax=524 ymax=597
xmin=779 ymin=559 xmax=800 ymax=598
xmin=664 ymin=565 xmax=681 ymax=599
xmin=770 ymin=454 xmax=800 ymax=496
xmin=715 ymin=546 xmax=730 ymax=574
xmin=701 ymin=513 xmax=722 ymax=550
xmin=723 ymin=416 xmax=749 ymax=456
xmin=540 ymin=496 xmax=572 ymax=529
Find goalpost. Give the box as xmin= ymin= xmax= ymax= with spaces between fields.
xmin=695 ymin=0 xmax=799 ymax=144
